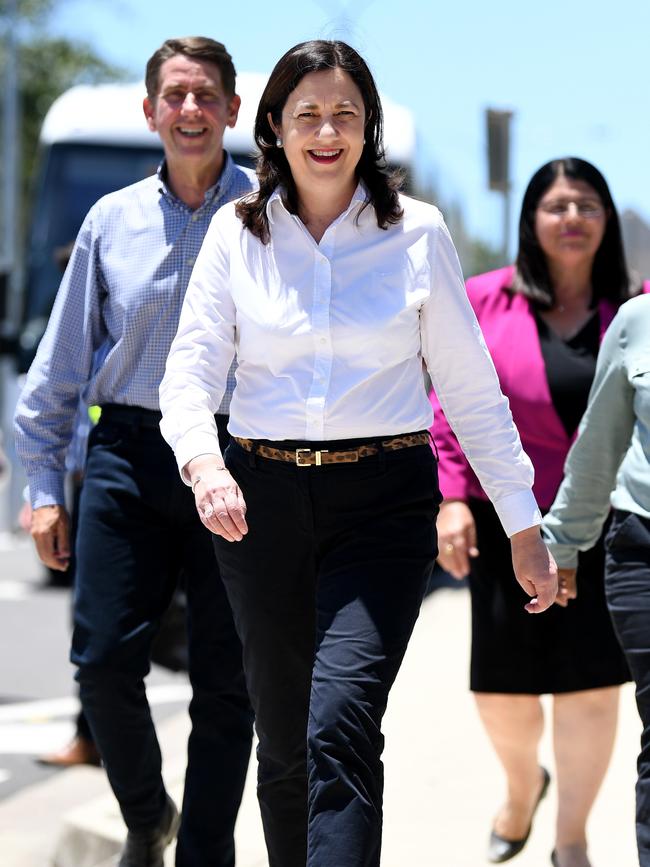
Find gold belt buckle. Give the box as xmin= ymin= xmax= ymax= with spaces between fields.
xmin=295 ymin=448 xmax=328 ymax=466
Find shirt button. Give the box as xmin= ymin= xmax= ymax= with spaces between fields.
xmin=319 ymin=337 xmax=327 ymax=344
xmin=192 ymin=213 xmax=200 ymax=222
xmin=187 ymin=257 xmax=196 ymax=266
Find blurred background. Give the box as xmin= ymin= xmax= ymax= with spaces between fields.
xmin=0 ymin=2 xmax=647 ymax=862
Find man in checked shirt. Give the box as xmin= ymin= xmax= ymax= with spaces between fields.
xmin=14 ymin=37 xmax=256 ymax=867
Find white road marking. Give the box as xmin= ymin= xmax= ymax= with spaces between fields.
xmin=0 ymin=721 xmax=75 ymax=754
xmin=0 ymin=581 xmax=31 ymax=600
xmin=0 ymin=683 xmax=192 ymax=755
xmin=0 ymin=682 xmax=192 ymax=724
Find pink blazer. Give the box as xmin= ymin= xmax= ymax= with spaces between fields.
xmin=429 ymin=266 xmax=650 ymax=510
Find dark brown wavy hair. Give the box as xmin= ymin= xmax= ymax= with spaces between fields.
xmin=236 ymin=40 xmax=403 ymax=243
xmin=512 ymin=157 xmax=636 ymax=308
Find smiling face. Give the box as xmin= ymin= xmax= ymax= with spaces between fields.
xmin=534 ymin=174 xmax=607 ymax=270
xmin=143 ymin=54 xmax=240 ymax=177
xmin=269 ymin=67 xmax=366 ymax=204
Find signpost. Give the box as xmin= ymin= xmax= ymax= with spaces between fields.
xmin=1 ymin=0 xmax=19 ymax=280
xmin=486 ymin=108 xmax=513 ymax=264
xmin=0 ymin=0 xmax=20 ymax=532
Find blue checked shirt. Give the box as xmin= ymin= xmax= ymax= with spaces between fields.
xmin=14 ymin=154 xmax=257 ymax=508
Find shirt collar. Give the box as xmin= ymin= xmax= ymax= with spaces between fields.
xmin=266 ymin=180 xmax=369 ymax=226
xmin=156 ymin=151 xmax=236 ymax=210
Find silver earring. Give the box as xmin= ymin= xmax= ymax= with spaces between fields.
xmin=276 ymin=136 xmax=283 ymax=148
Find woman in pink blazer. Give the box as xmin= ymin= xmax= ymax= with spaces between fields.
xmin=430 ymin=157 xmax=645 ymax=867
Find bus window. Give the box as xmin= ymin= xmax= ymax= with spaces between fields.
xmin=18 ymin=142 xmax=163 ymax=370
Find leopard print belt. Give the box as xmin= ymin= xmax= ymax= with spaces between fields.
xmin=232 ymin=433 xmax=430 ymax=466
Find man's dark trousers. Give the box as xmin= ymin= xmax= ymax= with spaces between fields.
xmin=71 ymin=408 xmax=253 ymax=867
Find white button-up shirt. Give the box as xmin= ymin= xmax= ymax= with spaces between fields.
xmin=160 ymin=185 xmax=541 ymax=537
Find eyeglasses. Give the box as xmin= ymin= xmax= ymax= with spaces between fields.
xmin=538 ymin=199 xmax=604 ymax=218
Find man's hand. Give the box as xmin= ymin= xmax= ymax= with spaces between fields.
xmin=510 ymin=526 xmax=558 ymax=613
xmin=436 ymin=499 xmax=479 ymax=579
xmin=31 ymin=505 xmax=71 ymax=571
xmin=187 ymin=455 xmax=248 ymax=542
xmin=555 ymin=568 xmax=578 ymax=608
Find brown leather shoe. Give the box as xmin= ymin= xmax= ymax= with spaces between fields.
xmin=36 ymin=735 xmax=102 ymax=767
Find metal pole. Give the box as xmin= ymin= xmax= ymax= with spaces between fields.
xmin=1 ymin=0 xmax=19 ymax=277
xmin=503 ymin=184 xmax=512 ymax=264
xmin=0 ymin=0 xmax=20 ymax=535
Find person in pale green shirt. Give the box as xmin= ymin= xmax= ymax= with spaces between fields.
xmin=543 ymin=292 xmax=650 ymax=866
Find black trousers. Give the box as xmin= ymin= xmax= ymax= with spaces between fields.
xmin=71 ymin=408 xmax=253 ymax=867
xmin=214 ymin=435 xmax=440 ymax=867
xmin=604 ymin=509 xmax=650 ymax=866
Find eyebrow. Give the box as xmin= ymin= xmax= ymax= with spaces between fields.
xmin=541 ymin=196 xmax=600 ymax=203
xmin=162 ymin=80 xmax=217 ymax=91
xmin=293 ymin=99 xmax=360 ymax=110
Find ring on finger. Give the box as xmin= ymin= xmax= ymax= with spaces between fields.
xmin=203 ymin=503 xmax=215 ymax=519
xmin=444 ymin=543 xmax=454 ymax=554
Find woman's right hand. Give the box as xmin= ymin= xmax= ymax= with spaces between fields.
xmin=436 ymin=499 xmax=479 ymax=579
xmin=187 ymin=456 xmax=248 ymax=542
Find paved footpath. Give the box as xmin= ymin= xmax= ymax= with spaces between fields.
xmin=0 ymin=585 xmax=640 ymax=866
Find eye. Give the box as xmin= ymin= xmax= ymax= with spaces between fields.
xmin=540 ymin=202 xmax=567 ymax=216
xmin=578 ymin=200 xmax=603 ymax=216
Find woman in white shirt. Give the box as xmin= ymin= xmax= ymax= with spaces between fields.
xmin=160 ymin=39 xmax=557 ymax=867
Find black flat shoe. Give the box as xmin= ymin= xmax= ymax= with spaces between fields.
xmin=551 ymin=851 xmax=559 ymax=867
xmin=487 ymin=767 xmax=551 ymax=863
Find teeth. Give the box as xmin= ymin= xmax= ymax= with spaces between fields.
xmin=179 ymin=128 xmax=205 ymax=136
xmin=312 ymin=149 xmax=340 ymax=157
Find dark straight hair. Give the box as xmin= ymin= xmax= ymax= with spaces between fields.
xmin=513 ymin=157 xmax=634 ymax=308
xmin=235 ymin=39 xmax=403 ymax=243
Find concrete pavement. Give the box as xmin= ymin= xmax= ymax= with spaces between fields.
xmin=0 ymin=585 xmax=640 ymax=866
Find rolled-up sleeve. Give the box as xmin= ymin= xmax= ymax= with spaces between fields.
xmin=159 ymin=208 xmax=237 ymax=480
xmin=421 ymin=218 xmax=540 ymax=537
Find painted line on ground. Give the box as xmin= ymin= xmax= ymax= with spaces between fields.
xmin=0 ymin=682 xmax=192 ymax=724
xmin=0 ymin=581 xmax=32 ymax=600
xmin=0 ymin=721 xmax=75 ymax=754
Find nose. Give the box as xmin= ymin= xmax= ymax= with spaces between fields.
xmin=181 ymin=92 xmax=201 ymax=113
xmin=316 ymin=115 xmax=337 ymax=138
xmin=564 ymin=201 xmax=580 ymax=220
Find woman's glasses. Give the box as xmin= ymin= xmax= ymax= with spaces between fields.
xmin=538 ymin=199 xmax=604 ymax=218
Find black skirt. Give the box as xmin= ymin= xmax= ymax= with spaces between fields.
xmin=468 ymin=498 xmax=630 ymax=694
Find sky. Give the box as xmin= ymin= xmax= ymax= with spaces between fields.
xmin=45 ymin=0 xmax=650 ymax=258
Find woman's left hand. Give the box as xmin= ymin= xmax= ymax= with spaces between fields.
xmin=510 ymin=526 xmax=558 ymax=613
xmin=555 ymin=568 xmax=578 ymax=607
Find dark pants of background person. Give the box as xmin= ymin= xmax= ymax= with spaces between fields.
xmin=214 ymin=435 xmax=440 ymax=867
xmin=604 ymin=509 xmax=650 ymax=867
xmin=71 ymin=407 xmax=253 ymax=867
